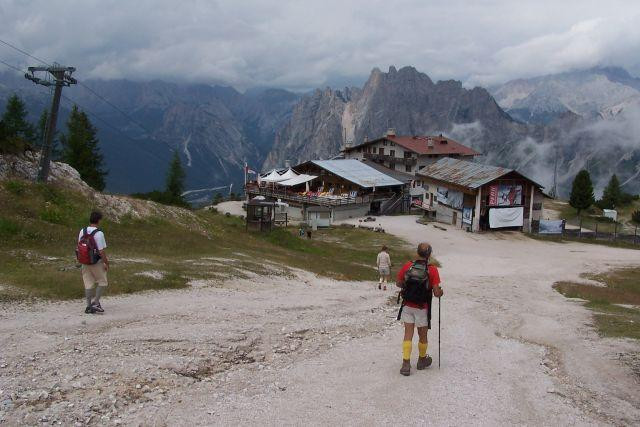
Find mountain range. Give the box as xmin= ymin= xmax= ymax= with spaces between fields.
xmin=1 ymin=65 xmax=639 ymax=200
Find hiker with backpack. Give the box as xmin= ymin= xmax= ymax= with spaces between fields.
xmin=396 ymin=242 xmax=443 ymax=376
xmin=77 ymin=211 xmax=109 ymax=314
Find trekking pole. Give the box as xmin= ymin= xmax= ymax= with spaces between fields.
xmin=438 ymin=296 xmax=441 ymax=369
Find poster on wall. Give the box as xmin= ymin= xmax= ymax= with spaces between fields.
xmin=539 ymin=219 xmax=564 ymax=234
xmin=488 ymin=184 xmax=522 ymax=206
xmin=462 ymin=207 xmax=473 ymax=225
xmin=489 ymin=207 xmax=524 ymax=228
xmin=437 ymin=187 xmax=464 ymax=209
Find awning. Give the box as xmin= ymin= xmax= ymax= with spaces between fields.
xmin=278 ymin=168 xmax=299 ymax=180
xmin=261 ymin=169 xmax=287 ymax=182
xmin=279 ymin=174 xmax=317 ymax=186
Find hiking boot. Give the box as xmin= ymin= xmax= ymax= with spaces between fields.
xmin=400 ymin=359 xmax=411 ymax=376
xmin=84 ymin=305 xmax=96 ymax=314
xmin=383 ymin=285 xmax=387 ymax=291
xmin=91 ymin=302 xmax=104 ymax=313
xmin=417 ymin=355 xmax=433 ymax=370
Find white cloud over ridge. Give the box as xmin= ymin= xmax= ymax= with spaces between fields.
xmin=1 ymin=0 xmax=639 ymax=90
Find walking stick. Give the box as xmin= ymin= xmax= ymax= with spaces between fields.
xmin=438 ymin=297 xmax=441 ymax=369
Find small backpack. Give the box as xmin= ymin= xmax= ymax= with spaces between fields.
xmin=401 ymin=261 xmax=431 ymax=304
xmin=76 ymin=228 xmax=101 ymax=265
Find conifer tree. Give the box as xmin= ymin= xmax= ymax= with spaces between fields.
xmin=599 ymin=174 xmax=622 ymax=210
xmin=164 ymin=151 xmax=187 ymax=207
xmin=60 ymin=105 xmax=107 ymax=191
xmin=569 ymin=169 xmax=595 ymax=215
xmin=0 ymin=94 xmax=35 ymax=153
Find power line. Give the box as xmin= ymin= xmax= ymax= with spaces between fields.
xmin=0 ymin=39 xmax=49 ymax=65
xmin=0 ymin=58 xmax=25 ymax=73
xmin=0 ymin=59 xmax=168 ymax=162
xmin=0 ymin=37 xmax=153 ymax=135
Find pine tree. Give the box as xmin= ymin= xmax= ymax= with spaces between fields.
xmin=164 ymin=151 xmax=187 ymax=207
xmin=0 ymin=94 xmax=35 ymax=154
xmin=569 ymin=169 xmax=595 ymax=215
xmin=599 ymin=174 xmax=622 ymax=210
xmin=60 ymin=105 xmax=107 ymax=191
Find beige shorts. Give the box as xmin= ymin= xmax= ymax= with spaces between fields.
xmin=378 ymin=267 xmax=390 ymax=276
xmin=401 ymin=306 xmax=429 ymax=327
xmin=81 ymin=261 xmax=108 ymax=289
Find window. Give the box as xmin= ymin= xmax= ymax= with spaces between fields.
xmin=406 ymin=165 xmax=412 ymax=172
xmin=404 ymin=151 xmax=413 ymax=159
xmin=390 ymin=149 xmax=395 ymax=157
xmin=379 ymin=148 xmax=385 ymax=155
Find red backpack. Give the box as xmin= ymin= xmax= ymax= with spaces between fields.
xmin=76 ymin=228 xmax=101 ymax=265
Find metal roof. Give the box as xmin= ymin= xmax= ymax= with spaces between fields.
xmin=417 ymin=158 xmax=543 ymax=189
xmin=310 ymin=159 xmax=404 ymax=188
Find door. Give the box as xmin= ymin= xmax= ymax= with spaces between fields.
xmin=452 ymin=211 xmax=457 ymax=225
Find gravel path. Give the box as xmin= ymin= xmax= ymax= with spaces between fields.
xmin=1 ymin=216 xmax=639 ymax=425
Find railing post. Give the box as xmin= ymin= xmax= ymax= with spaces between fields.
xmin=614 ymin=221 xmax=618 ymax=241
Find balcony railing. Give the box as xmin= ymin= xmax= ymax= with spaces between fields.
xmin=247 ymin=185 xmax=374 ymax=207
xmin=363 ymin=153 xmax=417 ymax=165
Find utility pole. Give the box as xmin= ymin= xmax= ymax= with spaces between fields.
xmin=24 ymin=64 xmax=77 ymax=182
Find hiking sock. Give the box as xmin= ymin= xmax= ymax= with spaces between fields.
xmin=379 ymin=277 xmax=383 ymax=284
xmin=402 ymin=340 xmax=412 ymax=360
xmin=419 ymin=342 xmax=428 ymax=358
xmin=94 ymin=286 xmax=106 ymax=304
xmin=85 ymin=288 xmax=95 ymax=306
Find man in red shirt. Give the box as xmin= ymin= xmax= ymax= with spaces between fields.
xmin=396 ymin=242 xmax=443 ymax=376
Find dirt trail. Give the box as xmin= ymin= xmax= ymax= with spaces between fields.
xmin=1 ymin=217 xmax=640 ymax=425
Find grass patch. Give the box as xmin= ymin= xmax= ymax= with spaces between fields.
xmin=554 ymin=267 xmax=640 ymax=340
xmin=0 ymin=179 xmax=418 ymax=300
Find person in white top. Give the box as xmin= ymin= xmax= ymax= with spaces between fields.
xmin=376 ymin=245 xmax=392 ymax=290
xmin=78 ymin=211 xmax=109 ymax=314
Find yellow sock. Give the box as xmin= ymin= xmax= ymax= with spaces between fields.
xmin=402 ymin=340 xmax=412 ymax=360
xmin=418 ymin=342 xmax=428 ymax=358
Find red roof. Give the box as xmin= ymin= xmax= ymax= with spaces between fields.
xmin=348 ymin=135 xmax=480 ymax=156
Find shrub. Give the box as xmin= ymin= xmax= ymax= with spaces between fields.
xmin=39 ymin=205 xmax=65 ymax=224
xmin=632 ymin=210 xmax=640 ymax=225
xmin=3 ymin=180 xmax=25 ymax=195
xmin=0 ymin=217 xmax=21 ymax=237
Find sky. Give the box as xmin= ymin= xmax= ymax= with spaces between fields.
xmin=1 ymin=0 xmax=640 ymax=91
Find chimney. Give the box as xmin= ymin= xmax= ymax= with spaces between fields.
xmin=385 ymin=128 xmax=396 ymax=137
xmin=427 ymin=138 xmax=434 ymax=149
xmin=285 ymin=160 xmax=291 ymax=168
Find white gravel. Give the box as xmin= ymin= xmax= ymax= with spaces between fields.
xmin=1 ymin=216 xmax=639 ymax=425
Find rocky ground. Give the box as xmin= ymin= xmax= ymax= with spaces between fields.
xmin=1 ymin=215 xmax=640 ymax=425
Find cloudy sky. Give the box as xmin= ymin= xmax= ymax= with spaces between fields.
xmin=1 ymin=0 xmax=639 ymax=91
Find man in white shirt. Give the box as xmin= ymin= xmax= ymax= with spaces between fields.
xmin=78 ymin=211 xmax=109 ymax=314
xmin=376 ymin=245 xmax=391 ymax=290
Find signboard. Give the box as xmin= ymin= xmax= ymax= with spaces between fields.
xmin=538 ymin=219 xmax=564 ymax=234
xmin=489 ymin=207 xmax=524 ymax=228
xmin=488 ymin=184 xmax=522 ymax=206
xmin=462 ymin=207 xmax=473 ymax=225
xmin=437 ymin=187 xmax=464 ymax=209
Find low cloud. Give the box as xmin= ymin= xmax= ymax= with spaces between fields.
xmin=0 ymin=1 xmax=639 ymax=90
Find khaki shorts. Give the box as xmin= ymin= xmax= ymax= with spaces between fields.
xmin=401 ymin=306 xmax=429 ymax=327
xmin=81 ymin=261 xmax=108 ymax=289
xmin=378 ymin=267 xmax=390 ymax=276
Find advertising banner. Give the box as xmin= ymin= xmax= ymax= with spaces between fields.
xmin=488 ymin=184 xmax=522 ymax=206
xmin=437 ymin=187 xmax=464 ymax=209
xmin=462 ymin=207 xmax=473 ymax=225
xmin=538 ymin=219 xmax=564 ymax=234
xmin=489 ymin=207 xmax=524 ymax=228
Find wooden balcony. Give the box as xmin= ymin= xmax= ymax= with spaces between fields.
xmin=363 ymin=153 xmax=417 ymax=165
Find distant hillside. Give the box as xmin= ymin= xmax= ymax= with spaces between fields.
xmin=0 ymin=71 xmax=299 ymax=200
xmin=491 ymin=67 xmax=640 ymax=124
